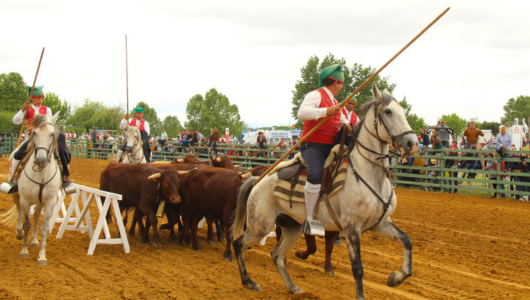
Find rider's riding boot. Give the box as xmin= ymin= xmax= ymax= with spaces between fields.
xmin=0 ymin=159 xmax=21 ymax=194
xmin=117 ymin=150 xmax=124 ymax=162
xmin=62 ymin=175 xmax=77 ymax=195
xmin=301 ymin=182 xmax=325 ymax=237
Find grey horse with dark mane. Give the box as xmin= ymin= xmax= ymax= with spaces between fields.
xmin=231 ymin=84 xmax=418 ymax=300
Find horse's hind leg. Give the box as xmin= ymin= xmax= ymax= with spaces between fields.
xmin=295 ymin=234 xmax=316 ymax=260
xmin=272 ymin=216 xmax=304 ymax=294
xmin=38 ymin=202 xmax=54 ymax=265
xmin=20 ymin=206 xmax=31 ymax=258
xmin=372 ymin=217 xmax=413 ymax=287
xmin=344 ymin=226 xmax=365 ymax=300
xmin=324 ymin=231 xmax=340 ymax=275
xmin=11 ymin=194 xmax=23 ymax=240
xmin=31 ymin=204 xmax=43 ymax=247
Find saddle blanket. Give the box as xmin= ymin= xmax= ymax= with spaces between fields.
xmin=273 ymin=158 xmax=348 ymax=203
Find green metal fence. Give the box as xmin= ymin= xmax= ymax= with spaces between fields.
xmin=390 ymin=148 xmax=530 ymax=199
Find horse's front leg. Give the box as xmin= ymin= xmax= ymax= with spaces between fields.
xmin=31 ymin=204 xmax=43 ymax=247
xmin=19 ymin=203 xmax=32 ymax=258
xmin=344 ymin=226 xmax=365 ymax=300
xmin=324 ymin=231 xmax=340 ymax=275
xmin=11 ymin=194 xmax=24 ymax=240
xmin=38 ymin=201 xmax=55 ymax=265
xmin=371 ymin=217 xmax=413 ymax=287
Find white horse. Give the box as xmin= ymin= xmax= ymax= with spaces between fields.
xmin=231 ymin=84 xmax=418 ymax=300
xmin=2 ymin=113 xmax=62 ymax=265
xmin=121 ymin=124 xmax=146 ymax=164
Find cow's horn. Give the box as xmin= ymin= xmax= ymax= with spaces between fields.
xmin=216 ymin=157 xmax=222 ymax=162
xmin=178 ymin=170 xmax=191 ymax=175
xmin=148 ymin=173 xmax=161 ymax=180
xmin=177 ymin=158 xmax=185 ymax=163
xmin=239 ymin=172 xmax=252 ymax=180
xmin=234 ymin=162 xmax=245 ymax=168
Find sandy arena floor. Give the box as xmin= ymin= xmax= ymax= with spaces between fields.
xmin=0 ymin=157 xmax=529 ymax=300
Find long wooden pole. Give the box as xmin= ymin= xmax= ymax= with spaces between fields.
xmin=16 ymin=47 xmax=45 ymax=148
xmin=253 ymin=7 xmax=450 ymax=186
xmin=125 ymin=34 xmax=129 ymax=120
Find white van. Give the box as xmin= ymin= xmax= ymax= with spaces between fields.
xmin=241 ymin=130 xmax=293 ymax=146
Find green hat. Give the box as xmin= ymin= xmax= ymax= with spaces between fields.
xmin=318 ymin=64 xmax=344 ymax=88
xmin=347 ymin=93 xmax=358 ymax=102
xmin=134 ymin=107 xmax=144 ymax=113
xmin=28 ymin=85 xmax=44 ymax=97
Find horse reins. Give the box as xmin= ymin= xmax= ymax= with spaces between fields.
xmin=126 ymin=129 xmax=144 ymax=162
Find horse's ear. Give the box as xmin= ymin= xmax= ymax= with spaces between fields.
xmin=51 ymin=112 xmax=60 ymax=124
xmin=372 ymin=83 xmax=383 ymax=104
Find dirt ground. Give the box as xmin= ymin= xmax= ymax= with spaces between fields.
xmin=0 ymin=157 xmax=529 ymax=300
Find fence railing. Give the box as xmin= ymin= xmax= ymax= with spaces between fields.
xmin=390 ymin=148 xmax=530 ymax=199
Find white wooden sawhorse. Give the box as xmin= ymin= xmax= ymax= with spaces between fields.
xmin=56 ymin=185 xmax=130 ymax=255
xmin=30 ymin=190 xmax=85 ymax=234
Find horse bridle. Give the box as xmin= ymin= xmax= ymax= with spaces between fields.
xmin=366 ymin=101 xmax=415 ymax=148
xmin=126 ymin=128 xmax=143 ymax=162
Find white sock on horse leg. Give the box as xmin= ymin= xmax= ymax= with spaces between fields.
xmin=117 ymin=150 xmax=124 ymax=162
xmin=10 ymin=159 xmax=21 ymax=179
xmin=304 ymin=182 xmax=321 ymax=220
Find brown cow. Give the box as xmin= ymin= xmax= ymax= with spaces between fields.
xmin=99 ymin=162 xmax=191 ymax=247
xmin=170 ymin=154 xmax=210 ymax=165
xmin=176 ymin=165 xmax=251 ymax=260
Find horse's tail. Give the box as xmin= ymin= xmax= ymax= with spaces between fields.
xmin=0 ymin=205 xmax=18 ymax=227
xmin=232 ymin=176 xmax=258 ymax=240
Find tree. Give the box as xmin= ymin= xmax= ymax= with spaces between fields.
xmin=441 ymin=113 xmax=468 ymax=137
xmin=68 ymin=99 xmax=124 ymax=132
xmin=0 ymin=72 xmax=28 ymax=112
xmin=291 ymin=54 xmax=396 ymax=128
xmin=185 ymin=88 xmax=244 ymax=138
xmin=133 ymin=101 xmax=161 ymax=136
xmin=162 ymin=115 xmax=183 ymax=138
xmin=480 ymin=121 xmax=501 ymax=136
xmin=502 ymin=96 xmax=530 ymax=126
xmin=0 ymin=111 xmax=17 ymax=132
xmin=399 ymin=97 xmax=427 ymax=134
xmin=44 ymin=92 xmax=71 ymax=124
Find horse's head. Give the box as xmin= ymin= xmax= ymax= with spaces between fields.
xmin=31 ymin=112 xmax=59 ymax=168
xmin=125 ymin=124 xmax=141 ymax=153
xmin=364 ymin=84 xmax=418 ymax=156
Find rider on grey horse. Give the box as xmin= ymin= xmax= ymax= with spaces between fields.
xmin=1 ymin=86 xmax=74 ymax=194
xmin=297 ymin=64 xmax=353 ymax=236
xmin=117 ymin=107 xmax=151 ymax=163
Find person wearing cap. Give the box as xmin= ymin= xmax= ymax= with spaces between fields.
xmin=495 ymin=125 xmax=512 ymax=157
xmin=118 ymin=107 xmax=151 ymax=162
xmin=463 ymin=121 xmax=484 ymax=149
xmin=2 ymin=86 xmax=74 ymax=194
xmin=437 ymin=120 xmax=451 ymax=147
xmin=297 ymin=64 xmax=350 ymax=236
xmin=341 ymin=93 xmax=359 ymax=126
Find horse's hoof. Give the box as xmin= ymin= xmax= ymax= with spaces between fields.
xmin=325 ymin=269 xmax=335 ymax=276
xmin=289 ymin=287 xmax=305 ymax=294
xmin=219 ymin=237 xmax=227 ymax=242
xmin=223 ymin=256 xmax=233 ymax=262
xmin=207 ymin=240 xmax=215 ymax=246
xmin=20 ymin=253 xmax=29 ymax=258
xmin=16 ymin=231 xmax=23 ymax=240
xmin=193 ymin=247 xmax=202 ymax=252
xmin=244 ymin=281 xmax=261 ymax=292
xmin=334 ymin=239 xmax=343 ymax=245
xmin=37 ymin=259 xmax=47 ymax=266
xmin=31 ymin=242 xmax=39 ymax=248
xmin=295 ymin=251 xmax=309 ymax=260
xmin=151 ymin=242 xmax=161 ymax=248
xmin=387 ymin=271 xmax=403 ymax=287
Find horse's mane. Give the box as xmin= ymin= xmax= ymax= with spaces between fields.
xmin=31 ymin=114 xmax=48 ymax=129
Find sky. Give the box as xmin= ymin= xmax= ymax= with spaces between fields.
xmin=2 ymin=0 xmax=530 ymax=129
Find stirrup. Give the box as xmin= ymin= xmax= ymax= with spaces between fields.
xmin=301 ymin=219 xmax=325 ymax=237
xmin=63 ymin=180 xmax=77 ymax=195
xmin=0 ymin=181 xmax=18 ymax=194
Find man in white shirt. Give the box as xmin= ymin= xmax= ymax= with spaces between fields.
xmin=118 ymin=107 xmax=151 ymax=162
xmin=2 ymin=86 xmax=74 ymax=194
xmin=297 ymin=64 xmax=350 ymax=236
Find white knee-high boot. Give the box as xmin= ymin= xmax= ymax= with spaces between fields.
xmin=10 ymin=159 xmax=21 ymax=180
xmin=304 ymin=182 xmax=321 ymax=220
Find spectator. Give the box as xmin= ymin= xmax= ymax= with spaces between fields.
xmin=510 ymin=153 xmax=527 ymax=200
xmin=463 ymin=121 xmax=484 ymax=149
xmin=437 ymin=120 xmax=451 ymax=147
xmin=465 ymin=143 xmax=482 ymax=179
xmin=159 ymin=129 xmax=168 ymax=151
xmin=418 ymin=128 xmax=430 ymax=150
xmin=495 ymin=125 xmax=512 ymax=157
xmin=446 ymin=140 xmax=460 ymax=192
xmin=431 ymin=133 xmax=443 ymax=168
xmin=483 ymin=153 xmax=503 ymax=198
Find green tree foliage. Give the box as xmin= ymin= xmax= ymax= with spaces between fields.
xmin=479 ymin=121 xmax=501 ymax=136
xmin=398 ymin=97 xmax=427 ymax=134
xmin=440 ymin=113 xmax=468 ymax=137
xmin=185 ymin=88 xmax=244 ymax=137
xmin=132 ymin=101 xmax=161 ymax=136
xmin=162 ymin=115 xmax=183 ymax=138
xmin=502 ymin=96 xmax=530 ymax=127
xmin=68 ymin=99 xmax=124 ymax=132
xmin=291 ymin=54 xmax=396 ymax=128
xmin=44 ymin=92 xmax=71 ymax=124
xmin=0 ymin=72 xmax=28 ymax=112
xmin=0 ymin=111 xmax=17 ymax=132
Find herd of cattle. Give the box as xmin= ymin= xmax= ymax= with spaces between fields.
xmin=99 ymin=154 xmax=340 ymax=273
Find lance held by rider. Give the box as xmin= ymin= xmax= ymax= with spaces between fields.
xmin=297 ymin=64 xmax=353 ymax=237
xmin=1 ymin=86 xmax=75 ymax=194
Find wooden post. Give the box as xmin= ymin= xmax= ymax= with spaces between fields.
xmin=125 ymin=35 xmax=129 ymax=119
xmin=16 ymin=47 xmax=45 ymax=148
xmin=252 ymin=7 xmax=451 ymax=186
